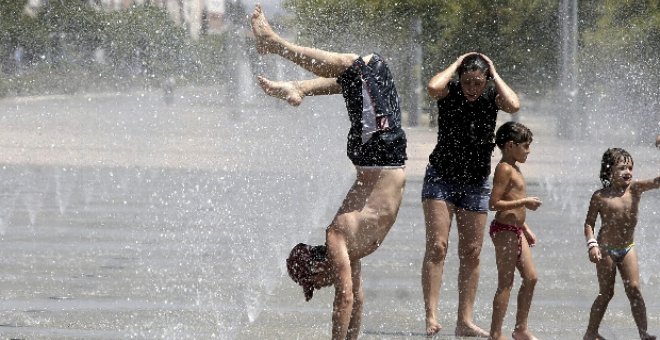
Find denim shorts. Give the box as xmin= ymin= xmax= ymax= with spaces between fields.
xmin=421 ymin=165 xmax=491 ymax=212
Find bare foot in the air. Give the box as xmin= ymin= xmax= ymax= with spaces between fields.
xmin=455 ymin=322 xmax=489 ymax=338
xmin=426 ymin=319 xmax=442 ymax=337
xmin=512 ymin=328 xmax=539 ymax=340
xmin=250 ymin=5 xmax=282 ymax=55
xmin=257 ymin=76 xmax=303 ymax=106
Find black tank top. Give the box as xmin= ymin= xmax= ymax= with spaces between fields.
xmin=429 ymin=80 xmax=498 ymax=184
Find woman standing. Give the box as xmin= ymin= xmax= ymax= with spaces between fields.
xmin=421 ymin=52 xmax=521 ymax=337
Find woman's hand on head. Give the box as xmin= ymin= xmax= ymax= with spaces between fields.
xmin=479 ymin=53 xmax=498 ymax=79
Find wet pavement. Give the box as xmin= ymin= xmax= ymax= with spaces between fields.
xmin=0 ymin=87 xmax=658 ymax=339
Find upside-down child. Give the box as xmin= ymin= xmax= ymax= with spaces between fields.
xmin=488 ymin=122 xmax=542 ymax=340
xmin=250 ymin=4 xmax=407 ymax=340
xmin=583 ymin=148 xmax=660 ymax=340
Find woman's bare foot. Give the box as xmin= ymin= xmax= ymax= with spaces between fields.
xmin=583 ymin=332 xmax=606 ymax=340
xmin=257 ymin=76 xmax=304 ymax=106
xmin=250 ymin=5 xmax=282 ymax=55
xmin=426 ymin=319 xmax=442 ymax=337
xmin=512 ymin=328 xmax=539 ymax=340
xmin=455 ymin=322 xmax=489 ymax=338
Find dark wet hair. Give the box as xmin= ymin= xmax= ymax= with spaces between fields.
xmin=457 ymin=54 xmax=490 ymax=78
xmin=600 ymin=148 xmax=634 ymax=187
xmin=495 ymin=121 xmax=533 ymax=149
xmin=286 ymin=243 xmax=328 ymax=301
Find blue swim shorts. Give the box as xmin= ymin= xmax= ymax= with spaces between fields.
xmin=421 ymin=165 xmax=491 ymax=212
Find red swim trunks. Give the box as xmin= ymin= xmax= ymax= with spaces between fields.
xmin=489 ymin=220 xmax=523 ymax=260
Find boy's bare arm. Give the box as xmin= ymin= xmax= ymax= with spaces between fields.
xmin=632 ymin=176 xmax=660 ymax=193
xmin=346 ymin=261 xmax=363 ymax=340
xmin=327 ymin=231 xmax=354 ymax=340
xmin=489 ymin=163 xmax=512 ymax=211
xmin=584 ymin=194 xmax=602 ymax=263
xmin=522 ymin=222 xmax=537 ymax=246
xmin=489 ymin=163 xmax=541 ymax=211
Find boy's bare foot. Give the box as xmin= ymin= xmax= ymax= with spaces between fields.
xmin=250 ymin=5 xmax=281 ymax=55
xmin=583 ymin=332 xmax=606 ymax=340
xmin=512 ymin=328 xmax=539 ymax=340
xmin=257 ymin=76 xmax=304 ymax=106
xmin=425 ymin=319 xmax=442 ymax=337
xmin=655 ymin=134 xmax=660 ymax=148
xmin=455 ymin=322 xmax=489 ymax=338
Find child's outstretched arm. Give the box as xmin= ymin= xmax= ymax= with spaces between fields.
xmin=583 ymin=193 xmax=602 ymax=263
xmin=631 ymin=176 xmax=660 ymax=193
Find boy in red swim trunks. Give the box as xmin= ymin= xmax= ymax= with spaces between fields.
xmin=487 ymin=122 xmax=542 ymax=340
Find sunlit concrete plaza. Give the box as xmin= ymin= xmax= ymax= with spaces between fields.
xmin=0 ymin=86 xmax=658 ymax=339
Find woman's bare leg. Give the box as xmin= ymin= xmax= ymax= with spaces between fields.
xmin=250 ymin=5 xmax=359 ymax=78
xmin=421 ymin=199 xmax=454 ymax=336
xmin=454 ymin=209 xmax=489 ymax=337
xmin=257 ymin=76 xmax=341 ymax=106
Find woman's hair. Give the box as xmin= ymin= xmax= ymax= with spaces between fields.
xmin=600 ymin=148 xmax=634 ymax=187
xmin=458 ymin=54 xmax=490 ymax=78
xmin=495 ymin=121 xmax=533 ymax=149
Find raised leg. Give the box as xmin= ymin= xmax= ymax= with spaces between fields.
xmin=257 ymin=76 xmax=341 ymax=106
xmin=250 ymin=5 xmax=358 ymax=78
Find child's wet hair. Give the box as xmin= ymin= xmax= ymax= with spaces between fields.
xmin=495 ymin=121 xmax=533 ymax=149
xmin=286 ymin=243 xmax=328 ymax=301
xmin=600 ymin=148 xmax=634 ymax=187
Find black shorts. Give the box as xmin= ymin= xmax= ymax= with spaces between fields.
xmin=347 ymin=127 xmax=407 ymax=167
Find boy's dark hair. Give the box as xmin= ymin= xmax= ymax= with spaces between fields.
xmin=286 ymin=243 xmax=327 ymax=301
xmin=600 ymin=148 xmax=634 ymax=187
xmin=458 ymin=54 xmax=491 ymax=79
xmin=495 ymin=121 xmax=533 ymax=149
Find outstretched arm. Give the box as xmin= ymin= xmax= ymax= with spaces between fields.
xmin=631 ymin=176 xmax=660 ymax=193
xmin=480 ymin=53 xmax=520 ymax=113
xmin=427 ymin=52 xmax=477 ymax=100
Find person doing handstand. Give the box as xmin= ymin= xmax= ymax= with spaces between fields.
xmin=583 ymin=148 xmax=660 ymax=340
xmin=488 ymin=122 xmax=541 ymax=340
xmin=250 ymin=5 xmax=407 ymax=340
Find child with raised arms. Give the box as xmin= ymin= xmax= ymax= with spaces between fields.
xmin=488 ymin=121 xmax=542 ymax=340
xmin=583 ymin=148 xmax=660 ymax=340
